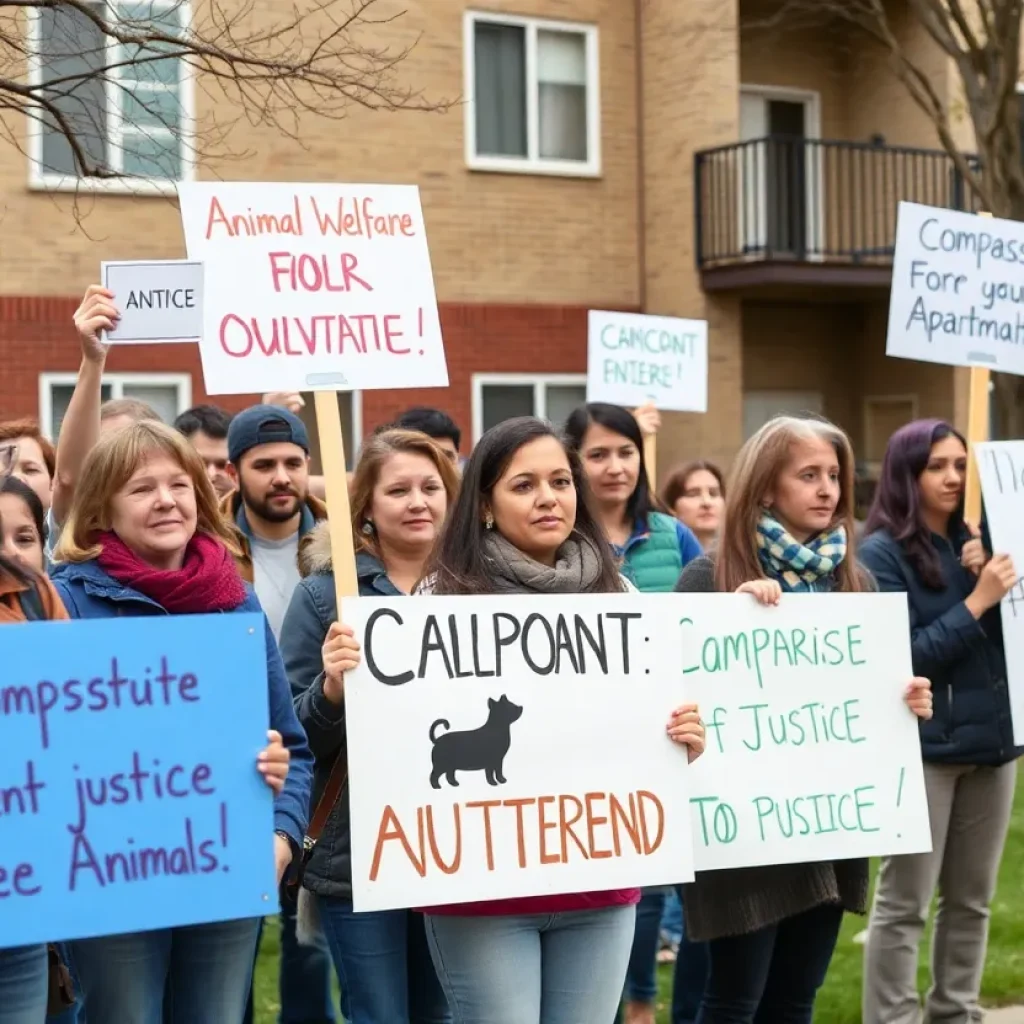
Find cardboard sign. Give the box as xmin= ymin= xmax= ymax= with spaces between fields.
xmin=587 ymin=311 xmax=708 ymax=412
xmin=0 ymin=614 xmax=276 ymax=949
xmin=102 ymin=260 xmax=204 ymax=345
xmin=887 ymin=202 xmax=1024 ymax=376
xmin=343 ymin=592 xmax=930 ymax=911
xmin=344 ymin=594 xmax=697 ymax=912
xmin=177 ymin=182 xmax=448 ymax=396
xmin=682 ymin=592 xmax=931 ymax=870
xmin=975 ymin=440 xmax=1024 ymax=743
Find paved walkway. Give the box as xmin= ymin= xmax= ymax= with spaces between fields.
xmin=987 ymin=1009 xmax=1024 ymax=1022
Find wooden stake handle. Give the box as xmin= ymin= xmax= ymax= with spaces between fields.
xmin=644 ymin=433 xmax=657 ymax=492
xmin=964 ymin=210 xmax=993 ymax=526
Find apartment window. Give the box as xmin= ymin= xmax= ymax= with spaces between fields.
xmin=31 ymin=0 xmax=191 ymax=188
xmin=472 ymin=374 xmax=587 ymax=441
xmin=465 ymin=12 xmax=600 ymax=176
xmin=39 ymin=373 xmax=192 ymax=439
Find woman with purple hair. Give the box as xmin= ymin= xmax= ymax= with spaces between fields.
xmin=859 ymin=418 xmax=1020 ymax=1024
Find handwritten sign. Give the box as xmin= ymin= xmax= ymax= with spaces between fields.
xmin=975 ymin=440 xmax=1024 ymax=743
xmin=177 ymin=182 xmax=448 ymax=396
xmin=587 ymin=310 xmax=708 ymax=412
xmin=887 ymin=202 xmax=1024 ymax=376
xmin=0 ymin=614 xmax=275 ymax=949
xmin=344 ymin=594 xmax=697 ymax=912
xmin=683 ymin=592 xmax=931 ymax=870
xmin=102 ymin=260 xmax=204 ymax=345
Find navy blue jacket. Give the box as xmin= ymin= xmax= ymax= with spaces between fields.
xmin=859 ymin=528 xmax=1019 ymax=766
xmin=281 ymin=527 xmax=400 ymax=901
xmin=50 ymin=558 xmax=314 ymax=848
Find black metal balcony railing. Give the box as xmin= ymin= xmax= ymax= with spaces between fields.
xmin=695 ymin=137 xmax=982 ymax=270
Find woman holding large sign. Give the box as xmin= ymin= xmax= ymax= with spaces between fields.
xmin=859 ymin=419 xmax=1019 ymax=1024
xmin=674 ymin=414 xmax=933 ymax=1023
xmin=49 ymin=421 xmax=312 ymax=1024
xmin=285 ymin=428 xmax=458 ymax=1024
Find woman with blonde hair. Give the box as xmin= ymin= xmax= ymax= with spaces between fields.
xmin=282 ymin=428 xmax=458 ymax=1024
xmin=674 ymin=415 xmax=933 ymax=1023
xmin=50 ymin=420 xmax=313 ymax=1024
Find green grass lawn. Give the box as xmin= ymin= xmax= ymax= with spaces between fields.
xmin=252 ymin=764 xmax=1024 ymax=1023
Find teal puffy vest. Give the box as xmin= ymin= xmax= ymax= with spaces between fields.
xmin=620 ymin=512 xmax=683 ymax=593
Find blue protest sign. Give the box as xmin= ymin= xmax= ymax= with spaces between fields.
xmin=0 ymin=613 xmax=276 ymax=948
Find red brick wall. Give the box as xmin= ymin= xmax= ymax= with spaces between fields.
xmin=0 ymin=297 xmax=619 ymax=441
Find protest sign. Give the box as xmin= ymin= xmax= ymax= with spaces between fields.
xmin=683 ymin=592 xmax=930 ymax=870
xmin=887 ymin=202 xmax=1024 ymax=377
xmin=102 ymin=260 xmax=204 ymax=345
xmin=587 ymin=310 xmax=708 ymax=413
xmin=344 ymin=594 xmax=697 ymax=912
xmin=177 ymin=182 xmax=448 ymax=396
xmin=343 ymin=592 xmax=929 ymax=910
xmin=975 ymin=440 xmax=1024 ymax=743
xmin=0 ymin=613 xmax=276 ymax=949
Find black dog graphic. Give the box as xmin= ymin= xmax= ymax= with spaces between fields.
xmin=429 ymin=695 xmax=524 ymax=789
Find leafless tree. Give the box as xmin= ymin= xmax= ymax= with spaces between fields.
xmin=0 ymin=0 xmax=451 ymax=184
xmin=745 ymin=0 xmax=1024 ymax=436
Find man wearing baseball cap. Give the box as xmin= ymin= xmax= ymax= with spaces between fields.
xmin=224 ymin=404 xmax=337 ymax=1024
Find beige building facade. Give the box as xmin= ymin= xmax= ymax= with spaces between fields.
xmin=0 ymin=0 xmax=977 ymax=490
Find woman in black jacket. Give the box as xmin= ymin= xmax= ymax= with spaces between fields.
xmin=860 ymin=418 xmax=1019 ymax=1024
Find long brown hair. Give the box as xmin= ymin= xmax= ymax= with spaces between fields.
xmin=715 ymin=415 xmax=864 ymax=594
xmin=349 ymin=429 xmax=460 ymax=562
xmin=55 ymin=421 xmax=240 ymax=563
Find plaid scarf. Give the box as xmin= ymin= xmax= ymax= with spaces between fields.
xmin=755 ymin=512 xmax=847 ymax=592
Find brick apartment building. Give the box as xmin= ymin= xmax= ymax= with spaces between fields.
xmin=0 ymin=0 xmax=983 ymax=479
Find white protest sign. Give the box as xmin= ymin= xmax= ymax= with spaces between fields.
xmin=177 ymin=182 xmax=448 ymax=396
xmin=683 ymin=592 xmax=931 ymax=870
xmin=344 ymin=594 xmax=697 ymax=912
xmin=587 ymin=310 xmax=708 ymax=412
xmin=101 ymin=260 xmax=203 ymax=345
xmin=887 ymin=202 xmax=1024 ymax=376
xmin=974 ymin=440 xmax=1024 ymax=743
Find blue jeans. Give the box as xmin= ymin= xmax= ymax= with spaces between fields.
xmin=49 ymin=943 xmax=85 ymax=1024
xmin=318 ymin=898 xmax=449 ymax=1024
xmin=617 ymin=887 xmax=665 ymax=1011
xmin=425 ymin=906 xmax=635 ymax=1024
xmin=70 ymin=917 xmax=261 ymax=1024
xmin=696 ymin=903 xmax=844 ymax=1023
xmin=671 ymin=889 xmax=709 ymax=1024
xmin=661 ymin=889 xmax=683 ymax=946
xmin=0 ymin=945 xmax=47 ymax=1024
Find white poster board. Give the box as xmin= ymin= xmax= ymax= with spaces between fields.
xmin=101 ymin=260 xmax=203 ymax=345
xmin=587 ymin=310 xmax=708 ymax=412
xmin=975 ymin=440 xmax=1024 ymax=743
xmin=887 ymin=202 xmax=1024 ymax=376
xmin=343 ymin=592 xmax=930 ymax=911
xmin=177 ymin=182 xmax=448 ymax=396
xmin=344 ymin=594 xmax=697 ymax=912
xmin=682 ymin=592 xmax=931 ymax=870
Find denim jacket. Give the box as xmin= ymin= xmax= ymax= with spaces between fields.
xmin=280 ymin=523 xmax=400 ymax=901
xmin=50 ymin=558 xmax=314 ymax=849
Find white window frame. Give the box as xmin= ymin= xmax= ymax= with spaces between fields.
xmin=25 ymin=0 xmax=197 ymax=195
xmin=38 ymin=371 xmax=193 ymax=439
xmin=464 ymin=10 xmax=601 ymax=178
xmin=471 ymin=372 xmax=588 ymax=442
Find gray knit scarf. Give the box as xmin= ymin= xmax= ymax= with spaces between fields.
xmin=483 ymin=531 xmax=605 ymax=594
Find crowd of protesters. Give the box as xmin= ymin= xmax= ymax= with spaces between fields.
xmin=0 ymin=282 xmax=1017 ymax=1024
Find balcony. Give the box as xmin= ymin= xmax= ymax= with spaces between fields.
xmin=695 ymin=137 xmax=981 ymax=292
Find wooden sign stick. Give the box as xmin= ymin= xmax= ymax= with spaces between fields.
xmin=314 ymin=391 xmax=359 ymax=604
xmin=644 ymin=433 xmax=657 ymax=493
xmin=964 ymin=210 xmax=993 ymax=526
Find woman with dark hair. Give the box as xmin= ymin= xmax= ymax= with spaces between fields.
xmin=661 ymin=461 xmax=725 ymax=552
xmin=564 ymin=403 xmax=702 ymax=1024
xmin=860 ymin=419 xmax=1019 ymax=1024
xmin=0 ymin=474 xmax=47 ymax=572
xmin=323 ymin=417 xmax=707 ymax=1024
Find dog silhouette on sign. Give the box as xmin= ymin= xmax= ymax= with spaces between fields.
xmin=429 ymin=694 xmax=524 ymax=789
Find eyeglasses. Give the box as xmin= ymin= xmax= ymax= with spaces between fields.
xmin=0 ymin=443 xmax=16 ymax=477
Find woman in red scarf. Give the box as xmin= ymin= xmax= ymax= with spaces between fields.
xmin=50 ymin=420 xmax=313 ymax=1024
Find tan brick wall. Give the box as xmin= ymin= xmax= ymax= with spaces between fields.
xmin=0 ymin=0 xmax=639 ymax=309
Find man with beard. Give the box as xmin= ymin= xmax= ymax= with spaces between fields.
xmin=223 ymin=405 xmax=336 ymax=1024
xmin=223 ymin=404 xmax=327 ymax=641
